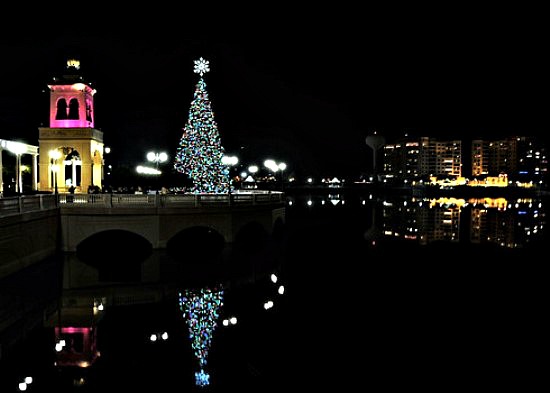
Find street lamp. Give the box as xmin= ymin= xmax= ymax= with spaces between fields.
xmin=147 ymin=151 xmax=168 ymax=170
xmin=248 ymin=165 xmax=258 ymax=175
xmin=222 ymin=155 xmax=239 ymax=189
xmin=263 ymin=160 xmax=287 ymax=191
xmin=278 ymin=162 xmax=286 ymax=191
xmin=49 ymin=149 xmax=62 ymax=194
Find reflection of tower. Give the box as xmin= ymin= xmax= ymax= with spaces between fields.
xmin=365 ymin=133 xmax=385 ymax=180
xmin=44 ymin=290 xmax=103 ymax=369
xmin=38 ymin=59 xmax=104 ymax=193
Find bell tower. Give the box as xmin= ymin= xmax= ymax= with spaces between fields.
xmin=38 ymin=59 xmax=104 ymax=193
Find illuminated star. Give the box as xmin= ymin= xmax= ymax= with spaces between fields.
xmin=194 ymin=57 xmax=210 ymax=76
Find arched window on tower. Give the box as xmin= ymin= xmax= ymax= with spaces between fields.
xmin=68 ymin=98 xmax=80 ymax=120
xmin=56 ymin=98 xmax=68 ymax=120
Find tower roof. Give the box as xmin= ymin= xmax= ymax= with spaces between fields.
xmin=49 ymin=59 xmax=92 ymax=86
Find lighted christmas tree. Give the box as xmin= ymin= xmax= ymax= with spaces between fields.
xmin=179 ymin=287 xmax=224 ymax=387
xmin=174 ymin=58 xmax=231 ymax=193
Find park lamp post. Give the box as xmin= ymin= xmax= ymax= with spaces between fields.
xmin=222 ymin=155 xmax=239 ymax=189
xmin=264 ymin=159 xmax=287 ymax=191
xmin=278 ymin=162 xmax=287 ymax=191
xmin=147 ymin=151 xmax=168 ymax=170
xmin=49 ymin=149 xmax=62 ymax=194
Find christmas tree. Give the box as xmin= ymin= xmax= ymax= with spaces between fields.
xmin=174 ymin=58 xmax=231 ymax=193
xmin=179 ymin=287 xmax=224 ymax=387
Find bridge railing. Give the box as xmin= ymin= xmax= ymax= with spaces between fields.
xmin=57 ymin=191 xmax=285 ymax=208
xmin=0 ymin=195 xmax=58 ymax=217
xmin=1 ymin=192 xmax=284 ymax=216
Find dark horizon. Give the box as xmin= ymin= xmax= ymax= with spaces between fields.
xmin=1 ymin=34 xmax=547 ymax=177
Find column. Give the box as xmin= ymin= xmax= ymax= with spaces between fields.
xmin=32 ymin=154 xmax=38 ymax=191
xmin=0 ymin=148 xmax=3 ymax=193
xmin=72 ymin=159 xmax=77 ymax=186
xmin=15 ymin=154 xmax=22 ymax=193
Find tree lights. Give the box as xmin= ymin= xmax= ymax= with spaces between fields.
xmin=174 ymin=58 xmax=231 ymax=193
xmin=179 ymin=287 xmax=224 ymax=387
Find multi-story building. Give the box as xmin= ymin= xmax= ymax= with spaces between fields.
xmin=383 ymin=140 xmax=421 ymax=179
xmin=471 ymin=136 xmax=547 ymax=181
xmin=384 ymin=136 xmax=461 ymax=179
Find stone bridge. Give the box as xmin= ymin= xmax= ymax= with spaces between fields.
xmin=0 ymin=192 xmax=285 ymax=278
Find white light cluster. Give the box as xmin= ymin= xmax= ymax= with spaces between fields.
xmin=136 ymin=165 xmax=161 ymax=175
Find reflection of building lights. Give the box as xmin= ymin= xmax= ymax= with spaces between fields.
xmin=222 ymin=319 xmax=229 ymax=326
xmin=307 ymin=200 xmax=313 ymax=206
xmin=25 ymin=377 xmax=32 ymax=384
xmin=161 ymin=332 xmax=168 ymax=340
xmin=263 ymin=300 xmax=274 ymax=310
xmin=278 ymin=285 xmax=285 ymax=295
xmin=150 ymin=334 xmax=157 ymax=342
xmin=270 ymin=274 xmax=278 ymax=283
xmin=229 ymin=317 xmax=237 ymax=325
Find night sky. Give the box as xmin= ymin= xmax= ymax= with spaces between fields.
xmin=0 ymin=21 xmax=546 ymax=177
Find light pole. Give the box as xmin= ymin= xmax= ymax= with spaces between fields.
xmin=264 ymin=160 xmax=287 ymax=191
xmin=221 ymin=155 xmax=239 ymax=190
xmin=147 ymin=151 xmax=168 ymax=170
xmin=49 ymin=149 xmax=62 ymax=194
xmin=278 ymin=162 xmax=286 ymax=191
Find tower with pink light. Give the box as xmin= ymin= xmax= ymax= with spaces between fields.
xmin=38 ymin=59 xmax=104 ymax=193
xmin=48 ymin=59 xmax=96 ymax=129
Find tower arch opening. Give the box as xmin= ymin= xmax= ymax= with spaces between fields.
xmin=68 ymin=98 xmax=80 ymax=119
xmin=55 ymin=98 xmax=68 ymax=120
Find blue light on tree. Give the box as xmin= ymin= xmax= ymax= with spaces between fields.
xmin=179 ymin=287 xmax=224 ymax=387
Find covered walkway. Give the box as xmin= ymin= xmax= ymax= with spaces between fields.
xmin=0 ymin=139 xmax=39 ymax=195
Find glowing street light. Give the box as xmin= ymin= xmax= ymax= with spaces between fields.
xmin=264 ymin=160 xmax=287 ymax=190
xmin=147 ymin=151 xmax=168 ymax=169
xmin=221 ymin=155 xmax=239 ymax=167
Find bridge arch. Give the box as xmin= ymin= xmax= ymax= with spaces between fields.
xmin=166 ymin=226 xmax=225 ymax=263
xmin=76 ymin=229 xmax=153 ymax=262
xmin=76 ymin=230 xmax=152 ymax=281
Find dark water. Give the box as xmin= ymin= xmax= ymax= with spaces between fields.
xmin=1 ymin=192 xmax=547 ymax=391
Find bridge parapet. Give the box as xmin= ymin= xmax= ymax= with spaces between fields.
xmin=1 ymin=191 xmax=285 ymax=261
xmin=0 ymin=195 xmax=57 ymax=217
xmin=57 ymin=191 xmax=284 ymax=208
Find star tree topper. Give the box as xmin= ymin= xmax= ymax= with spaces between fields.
xmin=194 ymin=57 xmax=210 ymax=76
